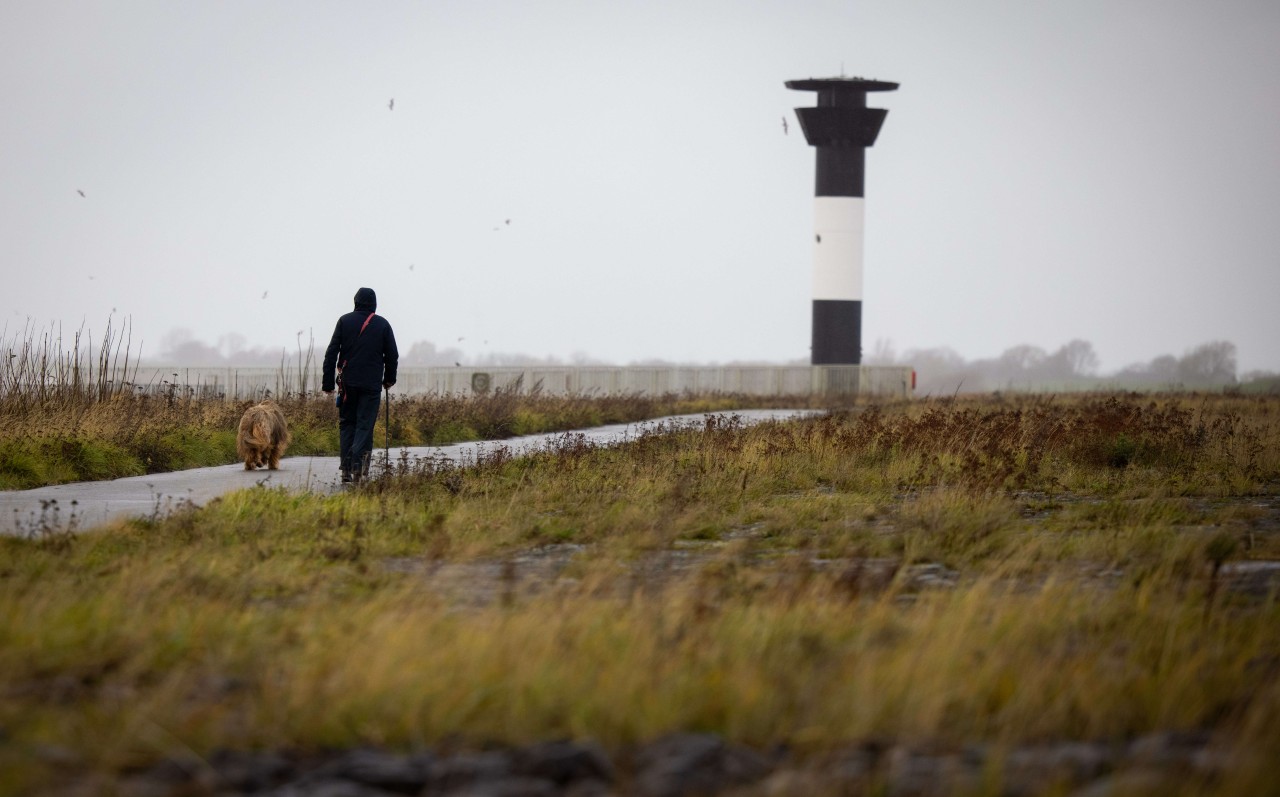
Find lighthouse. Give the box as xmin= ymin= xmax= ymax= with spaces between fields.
xmin=786 ymin=77 xmax=898 ymax=365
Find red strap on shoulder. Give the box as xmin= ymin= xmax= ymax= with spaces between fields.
xmin=340 ymin=313 xmax=377 ymax=373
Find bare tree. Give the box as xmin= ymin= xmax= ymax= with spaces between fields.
xmin=1178 ymin=341 xmax=1237 ymax=385
xmin=1042 ymin=339 xmax=1099 ymax=380
xmin=865 ymin=337 xmax=899 ymax=366
xmin=999 ymin=344 xmax=1048 ymax=374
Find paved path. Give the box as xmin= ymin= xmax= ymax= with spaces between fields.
xmin=2 ymin=409 xmax=816 ymax=536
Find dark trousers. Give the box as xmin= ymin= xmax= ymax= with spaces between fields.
xmin=339 ymin=386 xmax=381 ymax=476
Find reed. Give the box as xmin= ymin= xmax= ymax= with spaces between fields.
xmin=0 ymin=322 xmax=822 ymax=489
xmin=1 ymin=318 xmax=141 ymax=408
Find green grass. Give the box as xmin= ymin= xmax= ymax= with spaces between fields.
xmin=1 ymin=393 xmax=1278 ymax=795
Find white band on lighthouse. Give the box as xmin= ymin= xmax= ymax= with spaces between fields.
xmin=812 ymin=196 xmax=865 ymax=301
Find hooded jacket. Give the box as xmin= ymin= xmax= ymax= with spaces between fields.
xmin=322 ymin=288 xmax=399 ymax=392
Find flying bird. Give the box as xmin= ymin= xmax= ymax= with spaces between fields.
xmin=388 ymin=98 xmax=394 ymax=111
xmin=457 ymin=336 xmax=465 ymax=342
xmin=781 ymin=117 xmax=788 ymax=135
xmin=262 ymin=291 xmax=268 ymax=299
xmin=815 ymin=234 xmax=821 ymax=243
xmin=505 ymin=219 xmax=511 ymax=225
xmin=77 ymin=190 xmax=85 ymax=197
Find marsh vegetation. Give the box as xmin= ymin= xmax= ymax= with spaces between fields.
xmin=1 ymin=392 xmax=1278 ymax=795
xmin=0 ymin=323 xmax=817 ymax=490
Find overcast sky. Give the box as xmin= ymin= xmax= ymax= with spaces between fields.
xmin=3 ymin=0 xmax=1278 ymax=373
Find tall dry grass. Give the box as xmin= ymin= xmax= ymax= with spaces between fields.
xmin=1 ymin=323 xmax=825 ymax=489
xmin=1 ymin=394 xmax=1277 ymax=794
xmin=1 ymin=318 xmax=139 ymax=408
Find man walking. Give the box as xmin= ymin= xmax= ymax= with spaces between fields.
xmin=323 ymin=287 xmax=398 ymax=482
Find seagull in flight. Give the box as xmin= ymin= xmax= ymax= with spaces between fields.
xmin=77 ymin=190 xmax=85 ymax=197
xmin=781 ymin=117 xmax=788 ymax=135
xmin=388 ymin=98 xmax=394 ymax=111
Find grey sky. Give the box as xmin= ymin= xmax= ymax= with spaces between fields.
xmin=3 ymin=0 xmax=1278 ymax=373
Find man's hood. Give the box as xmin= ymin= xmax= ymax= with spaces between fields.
xmin=354 ymin=287 xmax=377 ymax=312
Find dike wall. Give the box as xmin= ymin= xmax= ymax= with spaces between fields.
xmin=133 ymin=365 xmax=915 ymax=400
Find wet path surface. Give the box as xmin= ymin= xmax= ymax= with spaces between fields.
xmin=1 ymin=409 xmax=817 ymax=536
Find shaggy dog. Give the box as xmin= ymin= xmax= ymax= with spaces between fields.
xmin=236 ymin=400 xmax=292 ymax=470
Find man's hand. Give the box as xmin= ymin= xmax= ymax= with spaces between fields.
xmin=383 ymin=382 xmax=394 ymax=390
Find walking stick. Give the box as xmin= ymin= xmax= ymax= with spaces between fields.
xmin=384 ymin=386 xmax=391 ymax=474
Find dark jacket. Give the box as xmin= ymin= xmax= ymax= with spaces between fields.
xmin=322 ymin=288 xmax=399 ymax=391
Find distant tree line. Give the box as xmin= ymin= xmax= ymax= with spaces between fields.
xmin=146 ymin=329 xmax=1278 ymax=395
xmin=148 ymin=330 xmax=296 ymax=367
xmin=868 ymin=339 xmax=1278 ymax=395
xmin=144 ymin=330 xmax=608 ymax=369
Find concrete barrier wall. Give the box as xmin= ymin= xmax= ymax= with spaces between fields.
xmin=133 ymin=365 xmax=914 ymax=400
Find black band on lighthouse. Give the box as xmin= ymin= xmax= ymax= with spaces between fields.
xmin=815 ymin=148 xmax=865 ymax=198
xmin=812 ymin=300 xmax=862 ymax=365
xmin=787 ymin=76 xmax=897 ymax=367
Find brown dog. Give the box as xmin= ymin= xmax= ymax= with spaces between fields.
xmin=236 ymin=400 xmax=292 ymax=470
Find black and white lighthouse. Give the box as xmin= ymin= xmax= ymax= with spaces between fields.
xmin=786 ymin=77 xmax=898 ymax=365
